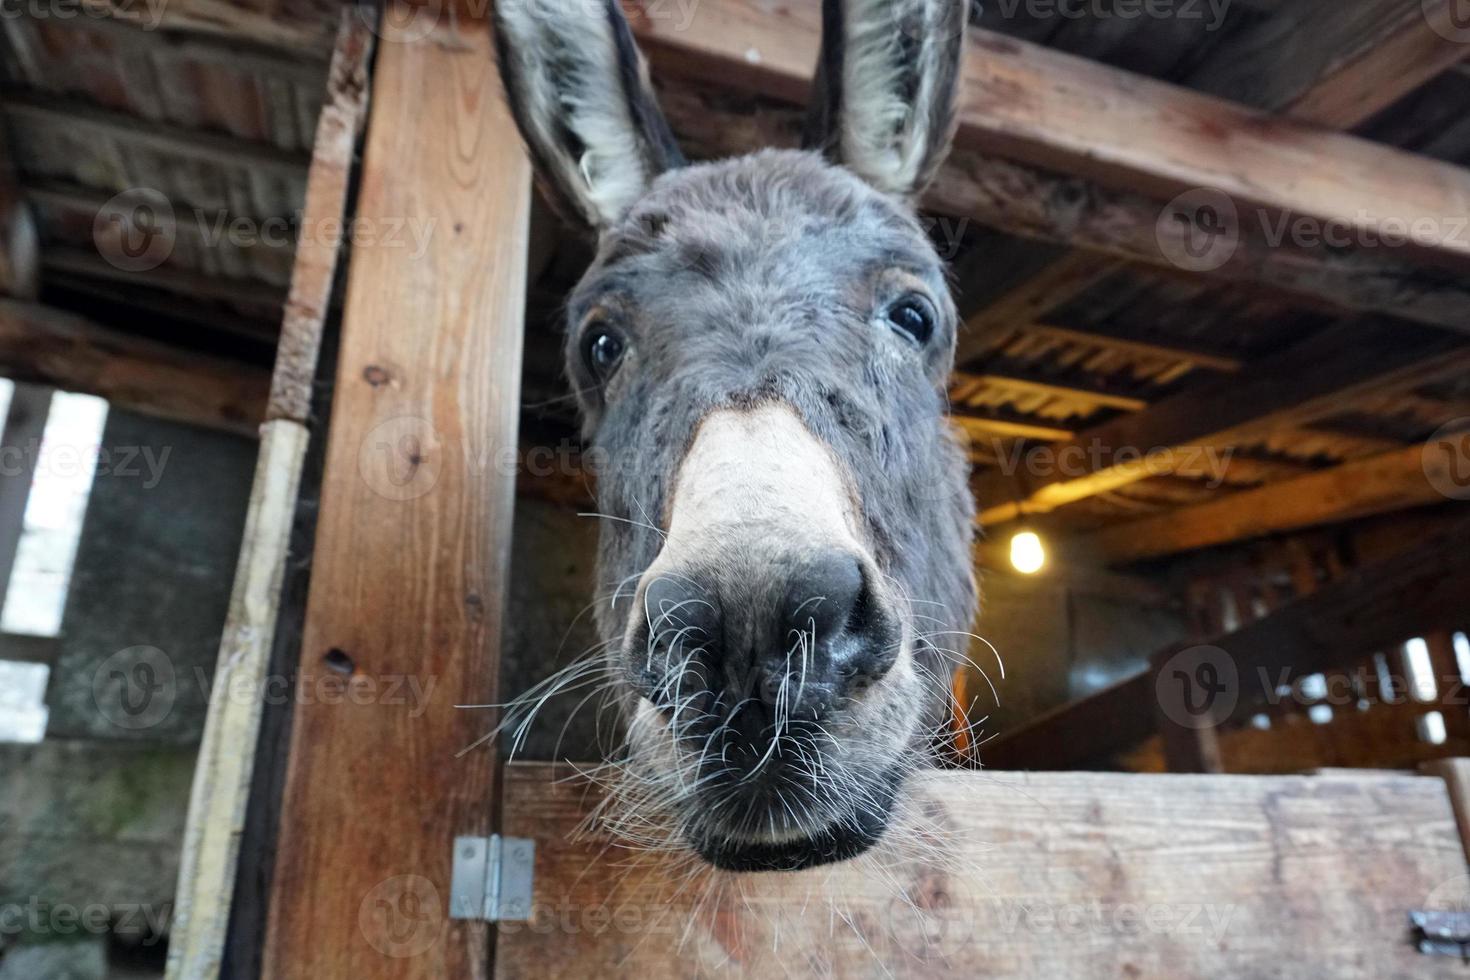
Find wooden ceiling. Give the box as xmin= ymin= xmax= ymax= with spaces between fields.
xmin=1 ymin=0 xmax=1468 ymax=570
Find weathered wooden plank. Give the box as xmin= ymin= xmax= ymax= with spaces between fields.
xmin=1078 ymin=438 xmax=1470 ymax=565
xmin=1188 ymin=0 xmax=1470 ymax=130
xmin=165 ymin=419 xmax=310 ymax=980
xmin=0 ymin=298 xmax=268 ymax=435
xmin=268 ymin=11 xmax=374 ymax=424
xmin=497 ymin=762 xmax=1465 ymax=980
xmin=2 ymin=92 xmax=310 ymax=177
xmin=262 ymin=8 xmax=531 ymax=978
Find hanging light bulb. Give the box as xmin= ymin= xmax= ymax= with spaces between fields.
xmin=1010 ymin=530 xmax=1046 ymax=575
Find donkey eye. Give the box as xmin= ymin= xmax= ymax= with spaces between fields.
xmin=583 ymin=325 xmax=627 ymax=381
xmin=883 ymin=295 xmax=936 ymax=346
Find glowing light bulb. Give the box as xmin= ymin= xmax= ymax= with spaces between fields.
xmin=1010 ymin=530 xmax=1046 ymax=575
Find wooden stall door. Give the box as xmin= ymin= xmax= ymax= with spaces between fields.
xmin=497 ymin=763 xmax=1469 ymax=980
xmin=262 ymin=8 xmax=530 ymax=979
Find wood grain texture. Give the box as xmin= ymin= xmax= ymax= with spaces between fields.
xmin=497 ymin=762 xmax=1467 ymax=980
xmin=0 ymin=298 xmax=268 ymax=435
xmin=262 ymin=9 xmax=530 ymax=978
xmin=268 ymin=10 xmax=375 ymax=424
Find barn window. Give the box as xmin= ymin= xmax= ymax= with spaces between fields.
xmin=1401 ymin=638 xmax=1436 ymax=703
xmin=0 ymin=659 xmax=48 ymax=743
xmin=0 ymin=390 xmax=109 ymax=636
xmin=1417 ymin=711 xmax=1448 ymax=747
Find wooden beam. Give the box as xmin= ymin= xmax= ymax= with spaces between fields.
xmin=1079 ymin=438 xmax=1470 ymax=564
xmin=959 ymin=318 xmax=1246 ymax=381
xmin=974 ymin=324 xmax=1470 ymax=527
xmin=165 ymin=14 xmax=374 ymax=980
xmin=262 ymin=8 xmax=531 ymax=977
xmin=984 ymin=513 xmax=1470 ymax=769
xmin=498 ymin=762 xmax=1466 ymax=979
xmin=1187 ymin=0 xmax=1470 ymax=130
xmin=952 ymin=0 xmax=1470 ymax=362
xmin=954 ymin=370 xmax=1149 ymax=413
xmin=951 ymin=411 xmax=1073 ymax=445
xmin=267 ymin=10 xmax=375 ymax=424
xmin=1 ymin=93 xmax=310 ymax=178
xmin=41 ymin=248 xmax=287 ymax=318
xmin=632 ymin=2 xmax=1470 ymax=268
xmin=88 ymin=0 xmax=338 ymax=56
xmin=0 ymin=298 xmax=267 ymax=435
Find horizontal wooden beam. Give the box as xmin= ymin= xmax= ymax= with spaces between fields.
xmin=43 ymin=247 xmax=287 ymax=314
xmin=87 ymin=0 xmax=337 ymax=56
xmin=951 ymin=411 xmax=1073 ymax=445
xmin=954 ymin=370 xmax=1149 ymax=413
xmin=0 ymin=298 xmax=267 ymax=435
xmin=958 ymin=314 xmax=1248 ymax=381
xmin=1 ymin=92 xmax=310 ymax=177
xmin=500 ymin=762 xmax=1464 ymax=979
xmin=1078 ymin=438 xmax=1470 ymax=564
xmin=974 ymin=323 xmax=1470 ymax=526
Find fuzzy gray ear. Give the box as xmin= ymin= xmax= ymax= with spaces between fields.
xmin=492 ymin=0 xmax=684 ymax=231
xmin=805 ymin=0 xmax=967 ymax=198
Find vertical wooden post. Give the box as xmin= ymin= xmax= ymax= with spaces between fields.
xmin=262 ymin=5 xmax=530 ymax=977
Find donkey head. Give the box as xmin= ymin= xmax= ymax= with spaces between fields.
xmin=495 ymin=0 xmax=976 ymax=871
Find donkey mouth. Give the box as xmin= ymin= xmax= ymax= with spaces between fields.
xmin=687 ymin=764 xmax=903 ymax=872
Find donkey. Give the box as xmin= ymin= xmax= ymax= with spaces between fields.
xmin=493 ymin=0 xmax=978 ymax=872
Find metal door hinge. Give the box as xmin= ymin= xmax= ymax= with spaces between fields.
xmin=450 ymin=835 xmax=535 ymax=922
xmin=1412 ymin=910 xmax=1470 ymax=960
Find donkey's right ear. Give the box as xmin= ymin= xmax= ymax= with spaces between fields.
xmin=492 ymin=0 xmax=684 ymax=232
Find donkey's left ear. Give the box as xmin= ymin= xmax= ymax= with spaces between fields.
xmin=492 ymin=0 xmax=684 ymax=232
xmin=805 ymin=0 xmax=967 ymax=198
